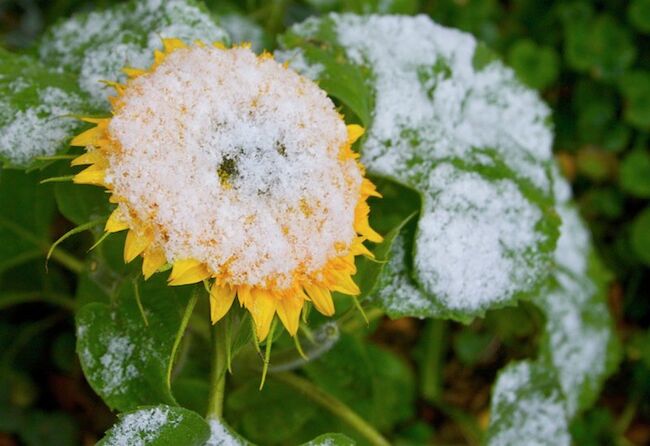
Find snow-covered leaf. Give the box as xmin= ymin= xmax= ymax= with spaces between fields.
xmin=486 ymin=361 xmax=570 ymax=446
xmin=76 ymin=276 xmax=196 ymax=411
xmin=300 ymin=433 xmax=355 ymax=445
xmin=98 ymin=405 xmax=209 ymax=446
xmin=535 ymin=170 xmax=621 ymax=417
xmin=38 ymin=0 xmax=228 ymax=107
xmin=278 ymin=14 xmax=559 ymax=320
xmin=0 ymin=49 xmax=92 ymax=168
xmin=204 ymin=418 xmax=250 ymax=446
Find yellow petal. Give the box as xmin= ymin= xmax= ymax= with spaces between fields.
xmin=347 ymin=124 xmax=365 ymax=145
xmin=70 ymin=126 xmax=103 ymax=147
xmin=212 ymin=41 xmax=225 ymax=49
xmin=168 ymin=259 xmax=211 ymax=286
xmin=162 ymin=38 xmax=187 ymax=53
xmin=105 ymin=208 xmax=129 ymax=233
xmin=142 ymin=248 xmax=167 ymax=280
xmin=248 ymin=289 xmax=276 ymax=341
xmin=304 ymin=285 xmax=335 ymax=316
xmin=101 ymin=80 xmax=125 ymax=95
xmin=361 ymin=179 xmax=382 ymax=198
xmin=330 ymin=271 xmax=361 ymax=296
xmin=124 ymin=230 xmax=151 ymax=263
xmin=71 ymin=150 xmax=106 ymax=166
xmin=210 ymin=284 xmax=237 ymax=324
xmin=276 ymin=293 xmax=303 ymax=336
xmin=154 ymin=49 xmax=166 ymax=65
xmin=73 ymin=165 xmax=105 ymax=186
xmin=237 ymin=286 xmax=252 ymax=307
xmin=123 ymin=67 xmax=146 ymax=78
xmin=350 ymin=239 xmax=374 ymax=259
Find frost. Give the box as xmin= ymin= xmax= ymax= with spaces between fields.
xmin=39 ymin=0 xmax=228 ymax=105
xmin=102 ymin=406 xmax=181 ymax=446
xmin=488 ymin=362 xmax=570 ymax=446
xmin=282 ymin=14 xmax=557 ymax=316
xmin=106 ymin=46 xmax=360 ymax=288
xmin=99 ymin=336 xmax=139 ymax=395
xmin=205 ymin=419 xmax=245 ymax=446
xmin=0 ymin=87 xmax=84 ymax=164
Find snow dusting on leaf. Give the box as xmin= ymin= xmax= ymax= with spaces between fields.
xmin=487 ymin=361 xmax=570 ymax=446
xmin=39 ymin=0 xmax=228 ymax=105
xmin=535 ymin=170 xmax=620 ymax=416
xmin=279 ymin=14 xmax=559 ymax=319
xmin=101 ymin=406 xmax=181 ymax=446
xmin=205 ymin=418 xmax=247 ymax=446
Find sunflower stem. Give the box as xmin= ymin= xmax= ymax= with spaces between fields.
xmin=272 ymin=372 xmax=391 ymax=446
xmin=206 ymin=318 xmax=229 ymax=420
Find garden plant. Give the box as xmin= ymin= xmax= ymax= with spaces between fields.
xmin=0 ymin=0 xmax=648 ymax=445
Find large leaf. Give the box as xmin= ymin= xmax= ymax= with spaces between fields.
xmin=0 ymin=49 xmax=91 ymax=168
xmin=486 ymin=361 xmax=570 ymax=446
xmin=0 ymin=170 xmax=57 ymax=274
xmin=38 ymin=0 xmax=229 ymax=108
xmin=98 ymin=405 xmax=210 ymax=446
xmin=535 ymin=169 xmax=620 ymax=417
xmin=278 ymin=14 xmax=559 ymax=320
xmin=76 ymin=275 xmax=197 ymax=411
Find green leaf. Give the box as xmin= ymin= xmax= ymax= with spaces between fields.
xmin=0 ymin=170 xmax=56 ymax=274
xmin=227 ymin=379 xmax=319 ymax=444
xmin=619 ymin=71 xmax=650 ymax=130
xmin=300 ymin=433 xmax=355 ymax=445
xmin=75 ymin=276 xmax=197 ymax=411
xmin=629 ymin=0 xmax=650 ymax=33
xmin=38 ymin=0 xmax=229 ymax=108
xmin=486 ymin=361 xmax=571 ymax=446
xmin=564 ymin=14 xmax=636 ymax=80
xmin=620 ymin=149 xmax=650 ymax=198
xmin=0 ymin=49 xmax=92 ymax=168
xmin=535 ymin=170 xmax=620 ymax=417
xmin=279 ymin=14 xmax=560 ymax=321
xmin=303 ymin=334 xmax=415 ymax=432
xmin=97 ymin=405 xmax=210 ymax=446
xmin=507 ymin=39 xmax=559 ymax=90
xmin=54 ymin=173 xmax=112 ymax=226
xmin=204 ymin=418 xmax=251 ymax=446
xmin=631 ymin=206 xmax=650 ymax=266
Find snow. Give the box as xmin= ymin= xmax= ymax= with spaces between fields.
xmin=219 ymin=13 xmax=264 ymax=52
xmin=0 ymin=87 xmax=83 ymax=164
xmin=283 ymin=14 xmax=555 ymax=314
xmin=103 ymin=407 xmax=181 ymax=446
xmin=538 ymin=168 xmax=615 ymax=416
xmin=99 ymin=336 xmax=139 ymax=395
xmin=373 ymin=233 xmax=436 ymax=318
xmin=414 ymin=164 xmax=544 ymax=311
xmin=205 ymin=419 xmax=244 ymax=446
xmin=106 ymin=45 xmax=361 ymax=289
xmin=39 ymin=0 xmax=228 ymax=105
xmin=489 ymin=362 xmax=570 ymax=446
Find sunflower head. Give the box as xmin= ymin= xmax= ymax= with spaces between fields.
xmin=70 ymin=39 xmax=382 ymax=340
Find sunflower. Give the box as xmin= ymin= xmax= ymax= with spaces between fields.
xmin=70 ymin=39 xmax=381 ymax=340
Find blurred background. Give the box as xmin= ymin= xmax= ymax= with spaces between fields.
xmin=0 ymin=0 xmax=648 ymax=445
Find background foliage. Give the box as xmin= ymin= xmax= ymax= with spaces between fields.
xmin=0 ymin=0 xmax=648 ymax=445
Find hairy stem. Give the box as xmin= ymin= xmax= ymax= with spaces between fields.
xmin=206 ymin=318 xmax=229 ymax=420
xmin=272 ymin=372 xmax=391 ymax=446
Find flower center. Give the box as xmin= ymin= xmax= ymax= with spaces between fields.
xmin=104 ymin=46 xmax=362 ymax=288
